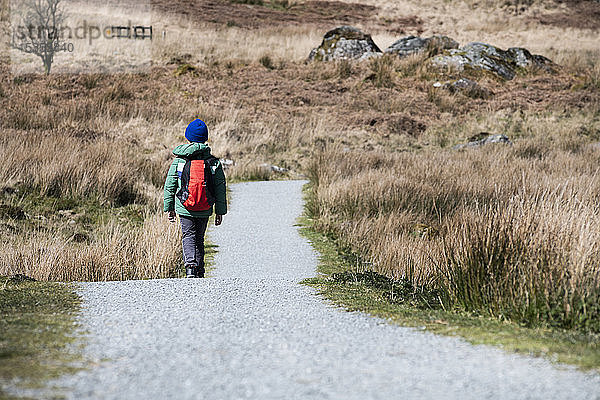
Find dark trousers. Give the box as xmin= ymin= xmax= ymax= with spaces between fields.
xmin=179 ymin=215 xmax=209 ymax=272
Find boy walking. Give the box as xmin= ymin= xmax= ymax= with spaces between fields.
xmin=163 ymin=119 xmax=227 ymax=278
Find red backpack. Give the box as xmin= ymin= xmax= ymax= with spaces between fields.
xmin=176 ymin=157 xmax=217 ymax=211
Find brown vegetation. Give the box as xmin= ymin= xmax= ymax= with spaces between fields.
xmin=531 ymin=0 xmax=600 ymax=30
xmin=1 ymin=0 xmax=599 ymax=333
xmin=0 ymin=44 xmax=597 ymax=282
xmin=307 ymin=130 xmax=600 ymax=332
xmin=151 ymin=0 xmax=422 ymax=31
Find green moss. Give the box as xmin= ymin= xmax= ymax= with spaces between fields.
xmin=0 ymin=277 xmax=83 ymax=398
xmin=299 ymin=214 xmax=600 ymax=371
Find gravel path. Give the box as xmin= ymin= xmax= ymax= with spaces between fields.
xmin=23 ymin=181 xmax=600 ymax=399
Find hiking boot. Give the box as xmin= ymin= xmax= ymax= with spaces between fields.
xmin=196 ymin=266 xmax=205 ymax=278
xmin=186 ymin=266 xmax=196 ymax=278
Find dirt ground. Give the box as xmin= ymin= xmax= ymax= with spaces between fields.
xmin=531 ymin=0 xmax=600 ymax=30
xmin=151 ymin=0 xmax=600 ymax=32
xmin=151 ymin=0 xmax=423 ymax=32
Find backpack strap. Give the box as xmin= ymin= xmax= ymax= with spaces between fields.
xmin=205 ymin=156 xmax=219 ymax=173
xmin=203 ymin=156 xmax=218 ymax=201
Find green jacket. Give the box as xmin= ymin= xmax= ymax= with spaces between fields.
xmin=163 ymin=143 xmax=227 ymax=217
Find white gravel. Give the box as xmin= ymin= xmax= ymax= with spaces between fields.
xmin=10 ymin=180 xmax=600 ymax=399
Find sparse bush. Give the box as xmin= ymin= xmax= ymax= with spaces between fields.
xmin=267 ymin=0 xmax=297 ymax=10
xmin=0 ymin=211 xmax=181 ymax=281
xmin=426 ymin=86 xmax=462 ymax=114
xmin=228 ymin=162 xmax=273 ymax=181
xmin=0 ymin=130 xmax=154 ymax=205
xmin=259 ymin=54 xmax=275 ymax=70
xmin=0 ymin=204 xmax=26 ymax=220
xmin=174 ymin=63 xmax=197 ymax=77
xmin=81 ymin=74 xmax=102 ymax=90
xmin=396 ymin=53 xmax=427 ymax=78
xmin=103 ymin=83 xmax=133 ymax=102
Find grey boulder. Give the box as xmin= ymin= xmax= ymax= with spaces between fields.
xmin=429 ymin=42 xmax=554 ymax=80
xmin=386 ymin=35 xmax=458 ymax=57
xmin=454 ymin=133 xmax=512 ymax=149
xmin=308 ymin=26 xmax=382 ymax=62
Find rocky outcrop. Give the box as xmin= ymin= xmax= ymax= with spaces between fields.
xmin=429 ymin=42 xmax=554 ymax=80
xmin=385 ymin=35 xmax=458 ymax=57
xmin=308 ymin=26 xmax=382 ymax=61
xmin=454 ymin=133 xmax=512 ymax=149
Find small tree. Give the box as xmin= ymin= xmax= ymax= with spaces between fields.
xmin=10 ymin=0 xmax=66 ymax=74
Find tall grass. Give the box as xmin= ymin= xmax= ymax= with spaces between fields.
xmin=0 ymin=130 xmax=154 ymax=205
xmin=307 ymin=137 xmax=600 ymax=332
xmin=0 ymin=211 xmax=181 ymax=281
xmin=1 ymin=0 xmax=598 ymax=289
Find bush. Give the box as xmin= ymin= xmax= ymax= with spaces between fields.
xmin=259 ymin=54 xmax=275 ymax=70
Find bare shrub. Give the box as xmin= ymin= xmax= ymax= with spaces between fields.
xmin=259 ymin=54 xmax=275 ymax=70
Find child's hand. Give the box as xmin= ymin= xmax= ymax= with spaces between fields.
xmin=167 ymin=211 xmax=176 ymax=223
xmin=215 ymin=214 xmax=223 ymax=226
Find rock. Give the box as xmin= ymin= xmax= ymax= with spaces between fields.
xmin=359 ymin=52 xmax=382 ymax=61
xmin=260 ymin=163 xmax=288 ymax=173
xmin=385 ymin=35 xmax=458 ymax=57
xmin=454 ymin=133 xmax=512 ymax=149
xmin=507 ymin=47 xmax=553 ymax=72
xmin=442 ymin=78 xmax=493 ymax=99
xmin=429 ymin=42 xmax=555 ymax=80
xmin=308 ymin=26 xmax=382 ymax=62
xmin=221 ymin=159 xmax=234 ymax=170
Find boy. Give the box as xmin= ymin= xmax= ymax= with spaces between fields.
xmin=163 ymin=119 xmax=227 ymax=278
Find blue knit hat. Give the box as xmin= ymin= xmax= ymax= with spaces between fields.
xmin=185 ymin=119 xmax=208 ymax=143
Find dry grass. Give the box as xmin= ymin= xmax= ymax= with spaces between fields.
xmin=0 ymin=130 xmax=153 ymax=205
xmin=1 ymin=52 xmax=597 ymax=283
xmin=1 ymin=0 xmax=599 ymax=309
xmin=307 ymin=125 xmax=600 ymax=331
xmin=0 ymin=211 xmax=181 ymax=281
xmin=153 ymin=23 xmax=324 ymax=64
